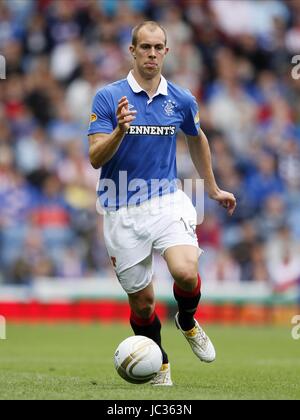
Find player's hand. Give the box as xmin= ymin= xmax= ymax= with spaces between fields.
xmin=210 ymin=189 xmax=237 ymax=216
xmin=117 ymin=96 xmax=137 ymax=133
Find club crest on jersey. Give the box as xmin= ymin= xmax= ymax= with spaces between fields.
xmin=162 ymin=100 xmax=177 ymax=116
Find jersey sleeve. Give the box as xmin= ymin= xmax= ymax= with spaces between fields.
xmin=87 ymin=88 xmax=114 ymax=136
xmin=180 ymin=93 xmax=201 ymax=136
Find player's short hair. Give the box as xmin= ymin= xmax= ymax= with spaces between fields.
xmin=131 ymin=21 xmax=167 ymax=46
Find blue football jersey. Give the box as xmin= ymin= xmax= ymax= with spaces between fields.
xmin=88 ymin=72 xmax=200 ymax=210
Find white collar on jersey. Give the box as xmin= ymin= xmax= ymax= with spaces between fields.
xmin=127 ymin=71 xmax=168 ymax=97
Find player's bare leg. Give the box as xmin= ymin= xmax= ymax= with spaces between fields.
xmin=128 ymin=282 xmax=172 ymax=385
xmin=128 ymin=282 xmax=156 ymax=320
xmin=164 ymin=245 xmax=216 ymax=362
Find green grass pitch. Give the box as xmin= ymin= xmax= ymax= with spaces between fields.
xmin=0 ymin=323 xmax=299 ymax=400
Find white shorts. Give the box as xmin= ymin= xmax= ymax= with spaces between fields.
xmin=103 ymin=190 xmax=202 ymax=294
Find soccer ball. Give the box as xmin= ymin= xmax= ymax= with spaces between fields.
xmin=114 ymin=336 xmax=163 ymax=384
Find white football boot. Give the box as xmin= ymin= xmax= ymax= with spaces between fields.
xmin=175 ymin=313 xmax=216 ymax=363
xmin=150 ymin=363 xmax=173 ymax=386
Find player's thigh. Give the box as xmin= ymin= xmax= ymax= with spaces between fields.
xmin=164 ymin=245 xmax=198 ymax=289
xmin=118 ymin=254 xmax=153 ymax=295
xmin=103 ymin=210 xmax=152 ymax=274
xmin=153 ymin=190 xmax=201 ymax=269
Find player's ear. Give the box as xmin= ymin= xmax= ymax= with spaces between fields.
xmin=129 ymin=45 xmax=136 ymax=59
xmin=165 ymin=47 xmax=169 ymax=56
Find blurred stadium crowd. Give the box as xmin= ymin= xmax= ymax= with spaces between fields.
xmin=0 ymin=0 xmax=300 ymax=287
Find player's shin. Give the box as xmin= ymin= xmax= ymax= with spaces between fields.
xmin=130 ymin=311 xmax=169 ymax=364
xmin=173 ymin=274 xmax=201 ymax=331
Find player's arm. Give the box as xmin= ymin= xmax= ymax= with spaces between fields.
xmin=88 ymin=96 xmax=136 ymax=169
xmin=186 ymin=129 xmax=237 ymax=216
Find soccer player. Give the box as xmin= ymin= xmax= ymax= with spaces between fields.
xmin=88 ymin=21 xmax=236 ymax=386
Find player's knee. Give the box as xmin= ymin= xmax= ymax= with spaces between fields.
xmin=133 ymin=297 xmax=155 ymax=319
xmin=137 ymin=301 xmax=155 ymax=319
xmin=172 ymin=266 xmax=198 ymax=292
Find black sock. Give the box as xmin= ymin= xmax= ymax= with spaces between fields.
xmin=130 ymin=311 xmax=169 ymax=364
xmin=173 ymin=275 xmax=201 ymax=331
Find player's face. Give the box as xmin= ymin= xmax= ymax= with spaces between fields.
xmin=131 ymin=27 xmax=169 ymax=79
